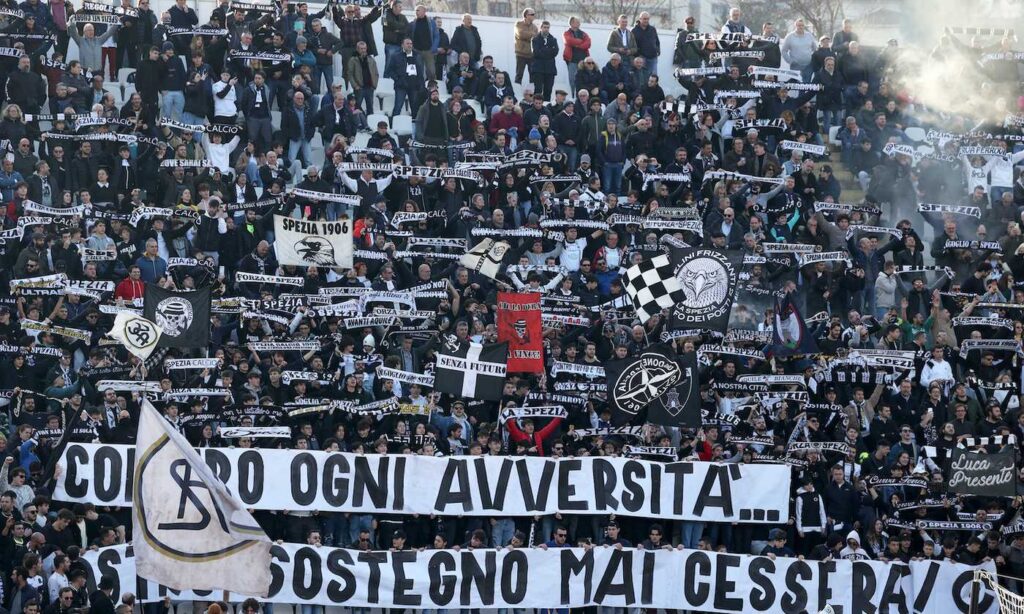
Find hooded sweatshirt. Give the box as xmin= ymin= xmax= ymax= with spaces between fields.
xmin=839 ymin=530 xmax=871 ymax=560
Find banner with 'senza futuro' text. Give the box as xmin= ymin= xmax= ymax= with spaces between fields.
xmin=54 ymin=444 xmax=789 ymax=522
xmin=82 ymin=544 xmax=997 ymax=613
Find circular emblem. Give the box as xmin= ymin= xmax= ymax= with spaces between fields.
xmin=123 ymin=317 xmax=159 ymax=352
xmin=154 ymin=297 xmax=194 ymax=337
xmin=294 ymin=236 xmax=337 ymax=266
xmin=613 ymin=352 xmax=681 ymax=415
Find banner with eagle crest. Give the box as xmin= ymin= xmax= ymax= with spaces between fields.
xmin=668 ymin=248 xmax=742 ymax=333
xmin=273 ymin=215 xmax=354 ymax=269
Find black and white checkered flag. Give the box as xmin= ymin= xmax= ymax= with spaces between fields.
xmin=623 ymin=254 xmax=684 ymax=323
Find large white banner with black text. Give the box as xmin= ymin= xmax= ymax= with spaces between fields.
xmin=55 ymin=444 xmax=788 ymax=522
xmin=82 ymin=544 xmax=997 ymax=612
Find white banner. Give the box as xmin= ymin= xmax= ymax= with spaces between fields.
xmin=273 ymin=216 xmax=354 ymax=269
xmin=81 ymin=544 xmax=998 ymax=612
xmin=55 ymin=445 xmax=789 ymax=522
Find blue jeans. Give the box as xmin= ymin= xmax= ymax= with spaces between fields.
xmin=680 ymin=521 xmax=704 ymax=549
xmin=322 ymin=513 xmax=349 ymax=547
xmin=644 ymin=56 xmax=658 ymax=76
xmin=181 ymin=111 xmax=204 ymax=126
xmin=326 ymin=202 xmax=353 ymax=221
xmin=348 ymin=513 xmax=374 ymax=546
xmin=311 ymin=64 xmax=331 ymax=94
xmin=354 ymin=87 xmax=374 ymax=114
xmin=602 ymin=162 xmax=623 ymax=195
xmin=492 ymin=518 xmax=516 ymax=547
xmin=288 ymin=138 xmax=312 ymax=168
xmin=558 ymin=144 xmax=578 ymax=172
xmin=566 ymin=61 xmax=578 ymax=93
xmin=161 ymin=90 xmax=184 ymax=119
xmin=393 ymin=86 xmax=415 ymax=116
xmin=822 ymin=109 xmax=842 ymax=132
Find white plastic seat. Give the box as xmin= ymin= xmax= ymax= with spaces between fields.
xmin=391 ymin=114 xmax=413 ymax=136
xmin=366 ymin=113 xmax=389 ymax=130
xmin=117 ymin=67 xmax=135 ymax=85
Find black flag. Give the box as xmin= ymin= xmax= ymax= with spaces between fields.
xmin=649 ymin=351 xmax=702 ymax=429
xmin=144 ymin=285 xmax=211 ymax=348
xmin=668 ymin=248 xmax=742 ymax=333
xmin=947 ymin=447 xmax=1017 ymax=497
xmin=433 ymin=335 xmax=508 ymax=401
xmin=605 ymin=343 xmax=682 ymax=422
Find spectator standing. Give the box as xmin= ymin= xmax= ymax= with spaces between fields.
xmin=513 ymin=7 xmax=538 ymax=85
xmin=530 ymin=20 xmax=558 ymax=102
xmin=562 ymin=17 xmax=590 ymax=92
xmin=632 ymin=11 xmax=660 ymax=75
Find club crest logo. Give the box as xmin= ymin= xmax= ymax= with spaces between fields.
xmin=154 ymin=297 xmax=194 ymax=337
xmin=124 ymin=317 xmax=159 ymax=352
xmin=294 ymin=236 xmax=337 ymax=266
xmin=513 ymin=319 xmax=530 ymax=343
xmin=674 ymin=250 xmax=736 ymax=323
xmin=613 ymin=353 xmax=682 ymax=415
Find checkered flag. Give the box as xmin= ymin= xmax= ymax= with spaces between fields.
xmin=623 ymin=254 xmax=684 ymax=323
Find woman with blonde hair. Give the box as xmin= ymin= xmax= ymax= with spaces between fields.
xmin=0 ymin=103 xmax=26 ymax=144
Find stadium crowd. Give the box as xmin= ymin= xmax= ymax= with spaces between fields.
xmin=0 ymin=0 xmax=1016 ymax=611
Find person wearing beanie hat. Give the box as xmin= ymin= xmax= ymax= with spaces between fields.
xmin=528 ymin=127 xmax=541 ymax=141
xmin=362 ymin=334 xmax=375 ymax=348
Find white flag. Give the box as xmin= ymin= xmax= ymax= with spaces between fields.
xmin=106 ymin=312 xmax=161 ymax=360
xmin=273 ymin=215 xmax=353 ymax=269
xmin=133 ymin=400 xmax=271 ymax=596
xmin=460 ymin=238 xmax=510 ymax=279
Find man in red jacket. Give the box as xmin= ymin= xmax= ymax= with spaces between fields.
xmin=505 ymin=416 xmax=563 ymax=456
xmin=563 ymin=18 xmax=591 ymax=94
xmin=113 ymin=265 xmax=145 ymax=302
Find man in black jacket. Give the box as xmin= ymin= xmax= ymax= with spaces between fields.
xmin=281 ymin=90 xmax=317 ymax=169
xmin=88 ymin=575 xmax=116 ymax=614
xmin=530 ymin=20 xmax=558 ymax=101
xmin=450 ymin=14 xmax=482 ymax=67
xmin=6 ymin=56 xmax=45 ymax=114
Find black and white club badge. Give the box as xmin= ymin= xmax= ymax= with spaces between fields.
xmin=124 ymin=316 xmax=160 ymax=353
xmin=294 ymin=236 xmax=337 ymax=266
xmin=613 ymin=352 xmax=682 ymax=415
xmin=155 ymin=297 xmax=194 ymax=338
xmin=674 ymin=250 xmax=737 ymax=323
xmin=660 ymin=364 xmax=695 ymax=417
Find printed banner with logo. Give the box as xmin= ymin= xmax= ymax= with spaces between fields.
xmin=273 ymin=215 xmax=354 ymax=269
xmin=668 ymin=248 xmax=742 ymax=333
xmin=54 ymin=444 xmax=789 ymax=522
xmin=649 ymin=351 xmax=702 ymax=429
xmin=605 ymin=344 xmax=685 ymax=423
xmin=497 ymin=292 xmax=543 ymax=373
xmin=82 ymin=544 xmax=997 ymax=612
xmin=142 ymin=286 xmax=211 ymax=348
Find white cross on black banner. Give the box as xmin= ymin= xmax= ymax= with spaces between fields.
xmin=433 ymin=336 xmax=508 ymax=401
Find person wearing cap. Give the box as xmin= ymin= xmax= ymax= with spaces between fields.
xmin=158 ymin=41 xmax=187 ymax=121
xmin=599 ymin=521 xmax=632 ymax=548
xmin=761 ymin=528 xmax=796 ymax=559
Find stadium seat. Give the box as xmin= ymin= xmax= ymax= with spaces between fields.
xmin=352 ymin=131 xmax=371 ymax=148
xmin=828 ymin=125 xmax=840 ymax=146
xmin=465 ymin=99 xmax=482 ymax=117
xmin=366 ymin=113 xmax=389 ymax=130
xmin=391 ymin=114 xmax=413 ymax=137
xmin=310 ymin=146 xmax=325 ymax=169
xmin=117 ymin=67 xmax=135 ymax=85
xmin=122 ymin=85 xmax=136 ymax=101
